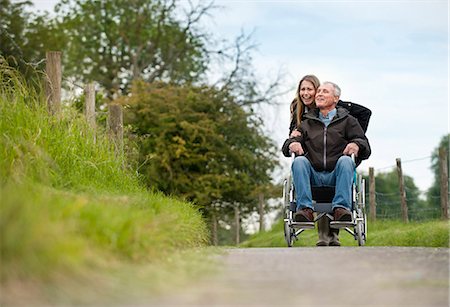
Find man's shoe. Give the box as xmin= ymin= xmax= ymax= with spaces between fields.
xmin=294 ymin=208 xmax=314 ymax=222
xmin=333 ymin=208 xmax=352 ymax=222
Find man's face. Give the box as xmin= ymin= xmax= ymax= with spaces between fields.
xmin=315 ymin=84 xmax=339 ymax=110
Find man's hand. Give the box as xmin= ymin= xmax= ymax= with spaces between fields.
xmin=290 ymin=130 xmax=301 ymax=138
xmin=289 ymin=142 xmax=304 ymax=155
xmin=343 ymin=142 xmax=359 ymax=156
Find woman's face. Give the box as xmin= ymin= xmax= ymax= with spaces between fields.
xmin=299 ymin=80 xmax=316 ymax=106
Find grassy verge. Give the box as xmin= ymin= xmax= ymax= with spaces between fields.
xmin=241 ymin=219 xmax=449 ymax=248
xmin=0 ymin=62 xmax=212 ymax=304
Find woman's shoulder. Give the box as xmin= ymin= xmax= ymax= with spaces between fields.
xmin=338 ymin=100 xmax=372 ymax=113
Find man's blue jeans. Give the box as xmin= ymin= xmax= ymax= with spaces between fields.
xmin=292 ymin=156 xmax=355 ymax=211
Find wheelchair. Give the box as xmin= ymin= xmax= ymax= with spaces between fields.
xmin=282 ymin=154 xmax=367 ymax=247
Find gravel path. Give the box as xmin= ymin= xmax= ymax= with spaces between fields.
xmin=151 ymin=247 xmax=449 ymax=307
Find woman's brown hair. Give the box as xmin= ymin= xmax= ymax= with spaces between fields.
xmin=292 ymin=74 xmax=320 ymax=130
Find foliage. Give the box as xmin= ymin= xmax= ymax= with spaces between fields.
xmin=52 ymin=0 xmax=212 ymax=98
xmin=426 ymin=134 xmax=449 ymax=212
xmin=0 ymin=64 xmax=208 ymax=288
xmin=1 ymin=0 xmax=286 ymax=246
xmin=241 ymin=219 xmax=449 ymax=248
xmin=122 ymin=80 xmax=279 ymax=217
xmin=0 ymin=0 xmax=65 ymax=79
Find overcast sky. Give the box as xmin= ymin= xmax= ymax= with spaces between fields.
xmin=211 ymin=0 xmax=449 ymax=194
xmin=29 ymin=0 xmax=449 ymax=193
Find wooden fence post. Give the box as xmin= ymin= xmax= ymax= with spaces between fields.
xmin=396 ymin=158 xmax=409 ymax=223
xmin=439 ymin=147 xmax=449 ymax=219
xmin=234 ymin=204 xmax=240 ymax=245
xmin=369 ymin=167 xmax=376 ymax=221
xmin=108 ymin=104 xmax=123 ymax=155
xmin=258 ymin=192 xmax=265 ymax=232
xmin=211 ymin=208 xmax=218 ymax=246
xmin=45 ymin=51 xmax=62 ymax=115
xmin=84 ymin=83 xmax=96 ymax=130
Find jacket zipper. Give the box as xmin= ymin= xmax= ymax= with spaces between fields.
xmin=323 ymin=126 xmax=327 ymax=170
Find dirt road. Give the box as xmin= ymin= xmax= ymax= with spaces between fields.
xmin=151 ymin=247 xmax=449 ymax=306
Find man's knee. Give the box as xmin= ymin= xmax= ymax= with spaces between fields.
xmin=336 ymin=155 xmax=354 ymax=171
xmin=292 ymin=156 xmax=310 ymax=171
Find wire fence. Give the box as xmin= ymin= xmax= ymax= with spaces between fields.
xmin=367 ymin=191 xmax=444 ymax=220
xmin=366 ymin=153 xmax=448 ymax=221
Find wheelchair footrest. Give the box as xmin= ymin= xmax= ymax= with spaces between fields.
xmin=330 ymin=221 xmax=355 ymax=229
xmin=291 ymin=222 xmax=315 ymax=229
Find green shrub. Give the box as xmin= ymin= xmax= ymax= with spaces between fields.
xmin=0 ymin=63 xmax=208 ymax=284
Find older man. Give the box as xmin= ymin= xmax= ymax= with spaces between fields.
xmin=282 ymin=81 xmax=371 ymax=223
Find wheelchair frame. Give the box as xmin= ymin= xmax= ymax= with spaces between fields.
xmin=282 ymin=154 xmax=367 ymax=247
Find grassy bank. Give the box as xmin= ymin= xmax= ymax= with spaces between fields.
xmin=0 ymin=64 xmax=210 ymax=304
xmin=241 ymin=219 xmax=449 ymax=248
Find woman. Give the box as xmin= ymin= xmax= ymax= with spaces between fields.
xmin=287 ymin=74 xmax=372 ymax=246
xmin=289 ymin=74 xmax=320 ymax=137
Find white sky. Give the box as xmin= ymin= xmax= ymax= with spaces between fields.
xmin=29 ymin=0 xmax=449 ymax=194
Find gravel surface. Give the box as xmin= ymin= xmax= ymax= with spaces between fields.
xmin=150 ymin=247 xmax=449 ymax=307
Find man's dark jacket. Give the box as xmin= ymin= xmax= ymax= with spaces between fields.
xmin=282 ymin=107 xmax=371 ymax=172
xmin=289 ymin=100 xmax=372 ymax=135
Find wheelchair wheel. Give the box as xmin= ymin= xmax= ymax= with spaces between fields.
xmin=284 ymin=221 xmax=294 ymax=247
xmin=355 ymin=209 xmax=366 ymax=246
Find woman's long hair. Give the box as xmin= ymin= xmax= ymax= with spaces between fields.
xmin=291 ymin=74 xmax=320 ymax=130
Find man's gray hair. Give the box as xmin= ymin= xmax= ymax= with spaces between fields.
xmin=322 ymin=81 xmax=341 ymax=97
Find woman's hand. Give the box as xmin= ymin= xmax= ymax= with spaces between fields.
xmin=290 ymin=130 xmax=301 ymax=138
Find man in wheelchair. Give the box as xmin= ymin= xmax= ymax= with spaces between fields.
xmin=282 ymin=81 xmax=371 ymax=226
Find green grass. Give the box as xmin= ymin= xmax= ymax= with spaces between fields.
xmin=0 ymin=62 xmax=211 ymax=304
xmin=241 ymin=219 xmax=449 ymax=248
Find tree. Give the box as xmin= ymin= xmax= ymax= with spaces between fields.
xmin=121 ymin=80 xmax=278 ymax=245
xmin=54 ymin=0 xmax=213 ymax=98
xmin=427 ymin=134 xmax=449 ymax=215
xmin=1 ymin=1 xmax=39 ymax=77
xmin=1 ymin=0 xmax=66 ymax=82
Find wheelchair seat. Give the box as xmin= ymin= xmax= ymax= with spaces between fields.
xmin=312 ymin=186 xmax=335 ymax=214
xmin=311 ymin=186 xmax=335 ymax=202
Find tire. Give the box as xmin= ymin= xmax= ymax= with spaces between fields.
xmin=284 ymin=221 xmax=294 ymax=247
xmin=355 ymin=209 xmax=366 ymax=246
xmin=356 ymin=222 xmax=365 ymax=246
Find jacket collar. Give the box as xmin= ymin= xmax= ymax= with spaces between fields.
xmin=304 ymin=106 xmax=349 ymax=121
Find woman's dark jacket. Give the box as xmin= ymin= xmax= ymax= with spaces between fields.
xmin=289 ymin=100 xmax=372 ymax=134
xmin=282 ymin=107 xmax=371 ymax=172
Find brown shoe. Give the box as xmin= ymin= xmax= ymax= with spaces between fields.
xmin=333 ymin=208 xmax=352 ymax=222
xmin=294 ymin=208 xmax=314 ymax=222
